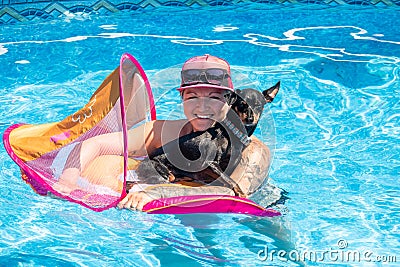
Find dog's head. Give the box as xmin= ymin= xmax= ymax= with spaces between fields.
xmin=231 ymin=81 xmax=280 ymax=136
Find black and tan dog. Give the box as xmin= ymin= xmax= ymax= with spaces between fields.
xmin=131 ymin=81 xmax=280 ymax=195
xmin=231 ymin=81 xmax=280 ymax=136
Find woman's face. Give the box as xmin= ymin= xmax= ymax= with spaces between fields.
xmin=182 ymin=87 xmax=230 ymax=132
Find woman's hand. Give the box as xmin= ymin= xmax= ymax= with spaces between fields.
xmin=117 ymin=191 xmax=155 ymax=211
xmin=117 ymin=184 xmax=235 ymax=212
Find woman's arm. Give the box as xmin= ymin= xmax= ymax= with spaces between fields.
xmin=229 ymin=136 xmax=271 ymax=197
xmin=118 ymin=184 xmax=235 ymax=211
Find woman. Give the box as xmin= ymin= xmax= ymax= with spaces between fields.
xmin=59 ymin=54 xmax=271 ymax=211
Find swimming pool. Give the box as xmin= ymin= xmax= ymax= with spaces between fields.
xmin=1 ymin=3 xmax=399 ymax=266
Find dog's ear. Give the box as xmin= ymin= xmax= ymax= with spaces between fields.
xmin=262 ymin=81 xmax=280 ymax=103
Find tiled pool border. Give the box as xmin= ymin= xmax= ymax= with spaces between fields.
xmin=1 ymin=0 xmax=399 ymax=24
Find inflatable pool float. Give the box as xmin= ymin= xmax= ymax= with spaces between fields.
xmin=3 ymin=53 xmax=280 ymax=217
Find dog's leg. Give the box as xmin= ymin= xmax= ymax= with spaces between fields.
xmin=206 ymin=161 xmax=245 ymax=197
xmin=136 ymin=158 xmax=174 ymax=184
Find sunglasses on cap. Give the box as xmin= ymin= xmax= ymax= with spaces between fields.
xmin=181 ymin=68 xmax=230 ymax=87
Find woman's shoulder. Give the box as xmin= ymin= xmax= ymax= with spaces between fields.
xmin=243 ymin=136 xmax=270 ymax=159
xmin=249 ymin=136 xmax=269 ymax=149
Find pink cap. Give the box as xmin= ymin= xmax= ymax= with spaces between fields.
xmin=177 ymin=54 xmax=234 ymax=92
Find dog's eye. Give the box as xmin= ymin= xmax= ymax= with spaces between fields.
xmin=237 ymin=101 xmax=248 ymax=111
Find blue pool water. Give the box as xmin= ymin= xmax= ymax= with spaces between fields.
xmin=1 ymin=4 xmax=399 ymax=266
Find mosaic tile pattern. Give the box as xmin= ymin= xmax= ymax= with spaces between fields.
xmin=1 ymin=0 xmax=399 ymax=24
